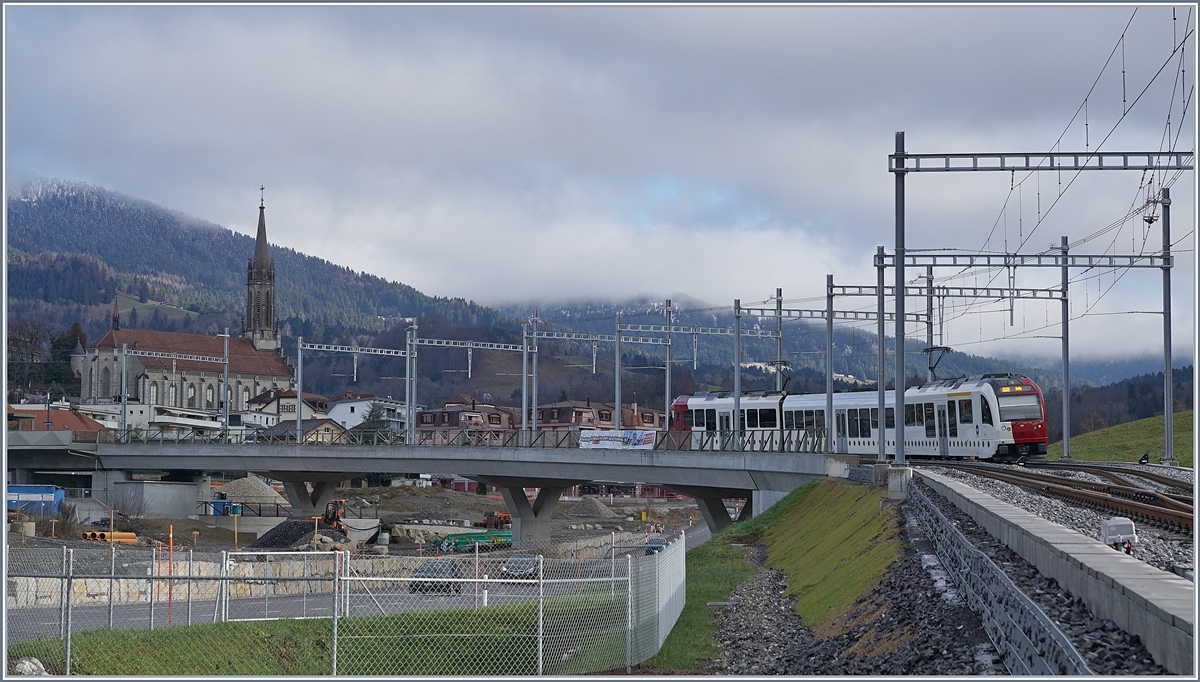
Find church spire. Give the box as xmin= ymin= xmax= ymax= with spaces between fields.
xmin=245 ymin=186 xmax=279 ymax=352
xmin=253 ymin=186 xmax=269 ymax=275
xmin=111 ymin=298 xmax=120 ymax=331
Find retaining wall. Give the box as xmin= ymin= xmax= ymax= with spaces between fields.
xmin=918 ymin=470 xmax=1194 ymax=675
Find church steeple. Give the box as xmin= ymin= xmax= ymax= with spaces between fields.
xmin=245 ymin=187 xmax=279 ymax=352
xmin=112 ymin=298 xmax=120 ymax=331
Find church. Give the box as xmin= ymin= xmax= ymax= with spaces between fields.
xmin=71 ymin=198 xmax=295 ymax=425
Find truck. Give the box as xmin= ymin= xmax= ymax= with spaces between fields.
xmin=472 ymin=511 xmax=512 ymax=529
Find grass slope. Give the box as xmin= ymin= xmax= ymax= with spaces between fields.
xmin=1049 ymin=410 xmax=1194 ymax=468
xmin=646 ymin=478 xmax=901 ymax=672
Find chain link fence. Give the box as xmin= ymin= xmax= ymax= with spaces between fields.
xmin=6 ymin=533 xmax=685 ymax=675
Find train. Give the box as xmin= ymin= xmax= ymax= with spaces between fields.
xmin=670 ymin=373 xmax=1049 ymax=461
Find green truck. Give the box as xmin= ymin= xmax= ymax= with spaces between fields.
xmin=437 ymin=530 xmax=513 ymax=553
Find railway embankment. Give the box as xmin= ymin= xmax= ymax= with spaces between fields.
xmin=919 ymin=468 xmax=1194 ymax=675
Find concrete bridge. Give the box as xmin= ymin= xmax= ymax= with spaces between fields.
xmin=7 ymin=430 xmax=848 ymax=546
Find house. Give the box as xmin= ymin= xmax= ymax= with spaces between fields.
xmin=417 ymin=394 xmax=519 ymax=431
xmin=534 ymin=400 xmax=665 ymax=431
xmin=247 ymin=389 xmax=329 ymax=420
xmin=6 ymin=406 xmax=107 ymax=433
xmin=256 ymin=418 xmax=348 ymax=444
xmin=327 ymin=391 xmax=408 ymax=432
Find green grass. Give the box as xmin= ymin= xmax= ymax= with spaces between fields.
xmin=7 ymin=592 xmax=626 ymax=676
xmin=646 ymin=478 xmax=902 ymax=672
xmin=1048 ymin=410 xmax=1193 ymax=468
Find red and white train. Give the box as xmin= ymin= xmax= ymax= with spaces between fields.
xmin=670 ymin=373 xmax=1049 ymax=461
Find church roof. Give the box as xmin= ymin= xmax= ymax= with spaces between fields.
xmin=90 ymin=329 xmax=291 ymax=377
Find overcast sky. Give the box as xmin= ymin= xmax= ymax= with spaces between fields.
xmin=5 ymin=4 xmax=1196 ymax=364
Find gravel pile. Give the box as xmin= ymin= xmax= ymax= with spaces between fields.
xmin=913 ymin=477 xmax=1168 ymax=674
xmin=249 ymin=520 xmax=347 ymax=549
xmin=218 ymin=477 xmax=289 ymax=506
xmin=930 ymin=466 xmax=1193 ymax=574
xmin=715 ymin=540 xmax=999 ymax=675
xmin=567 ymin=497 xmax=618 ymax=518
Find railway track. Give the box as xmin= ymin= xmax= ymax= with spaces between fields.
xmin=928 ymin=462 xmax=1193 ymax=534
xmin=1026 ymin=461 xmax=1193 ymax=495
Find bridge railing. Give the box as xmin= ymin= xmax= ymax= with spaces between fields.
xmin=93 ymin=426 xmax=827 ymax=453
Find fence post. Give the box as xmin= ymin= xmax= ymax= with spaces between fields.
xmin=611 ymin=532 xmax=616 ymax=598
xmin=108 ymin=545 xmax=115 ymax=629
xmin=65 ymin=549 xmax=74 ymax=675
xmin=474 ymin=542 xmax=480 ymax=609
xmin=625 ymin=554 xmax=633 ymax=673
xmin=537 ymin=555 xmax=544 ymax=676
xmin=302 ymin=554 xmax=308 ymax=618
xmin=331 ymin=552 xmax=340 ymax=676
xmin=59 ymin=546 xmax=67 ymax=639
xmin=149 ymin=546 xmax=156 ymax=630
xmin=187 ymin=550 xmax=193 ymax=626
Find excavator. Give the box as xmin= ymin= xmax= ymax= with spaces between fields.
xmin=315 ymin=499 xmax=349 ymax=533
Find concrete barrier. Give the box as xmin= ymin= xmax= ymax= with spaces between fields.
xmin=918 ymin=470 xmax=1194 ymax=675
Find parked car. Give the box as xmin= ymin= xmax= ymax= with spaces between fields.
xmin=499 ymin=552 xmax=539 ymax=580
xmin=644 ymin=537 xmax=669 ymax=555
xmin=409 ymin=559 xmax=463 ymax=594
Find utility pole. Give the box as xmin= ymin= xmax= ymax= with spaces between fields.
xmin=1060 ymin=237 xmax=1071 ymax=460
xmin=926 ymin=267 xmax=934 ymax=383
xmin=295 ymin=337 xmax=303 ymax=445
xmin=893 ymin=131 xmax=907 ymax=466
xmin=120 ymin=344 xmax=128 ymax=441
xmin=775 ymin=288 xmax=783 ymax=392
xmin=733 ymin=300 xmax=741 ymax=449
xmin=664 ymin=299 xmax=672 ymax=426
xmin=522 ymin=322 xmax=529 ymax=441
xmin=876 ymin=249 xmax=886 ymax=463
xmin=531 ymin=313 xmax=539 ymax=435
xmin=1161 ymin=187 xmax=1174 ymax=463
xmin=614 ymin=314 xmax=622 ymax=430
xmin=221 ymin=328 xmax=230 ymax=440
xmin=825 ymin=276 xmax=834 ymax=454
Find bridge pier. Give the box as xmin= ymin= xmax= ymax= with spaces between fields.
xmin=667 ymin=485 xmax=752 ymax=535
xmin=477 ymin=477 xmax=584 ymax=548
xmin=271 ymin=474 xmax=354 ymax=518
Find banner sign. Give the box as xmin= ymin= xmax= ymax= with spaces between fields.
xmin=579 ymin=430 xmax=656 ymax=450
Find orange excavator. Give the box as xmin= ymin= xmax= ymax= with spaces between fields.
xmin=316 ymin=499 xmax=349 ymax=533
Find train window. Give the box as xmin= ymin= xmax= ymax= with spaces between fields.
xmin=848 ymin=409 xmax=859 ymax=438
xmin=958 ymin=399 xmax=973 ymax=424
xmin=835 ymin=412 xmax=846 ymax=438
xmin=784 ymin=410 xmax=795 ymax=430
xmin=870 ymin=408 xmax=879 ymax=430
xmin=981 ymin=399 xmax=993 ymax=425
xmin=904 ymin=404 xmax=916 ymax=426
xmin=804 ymin=410 xmax=815 ymax=430
xmin=924 ymin=404 xmax=936 ymax=438
xmin=815 ymin=410 xmax=825 ymax=430
xmin=746 ymin=410 xmax=759 ymax=429
xmin=684 ymin=410 xmax=695 ymax=428
xmin=706 ymin=409 xmax=716 ymax=431
xmin=859 ymin=411 xmax=871 ymax=439
xmin=947 ymin=401 xmax=958 ymax=438
xmin=759 ymin=409 xmax=777 ymax=428
xmin=885 ymin=407 xmax=895 ymax=429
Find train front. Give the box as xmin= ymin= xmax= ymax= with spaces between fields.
xmin=987 ymin=375 xmax=1049 ymax=459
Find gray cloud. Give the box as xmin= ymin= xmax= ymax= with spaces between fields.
xmin=5 ymin=4 xmax=1194 ymax=362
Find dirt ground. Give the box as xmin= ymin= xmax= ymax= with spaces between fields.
xmin=7 ymin=486 xmax=702 ymax=553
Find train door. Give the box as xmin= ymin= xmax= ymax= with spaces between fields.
xmin=835 ymin=409 xmax=848 ymax=453
xmin=936 ymin=404 xmax=949 ymax=457
xmin=719 ymin=412 xmax=731 ymax=450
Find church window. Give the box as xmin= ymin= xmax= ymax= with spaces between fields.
xmin=205 ymin=385 xmax=215 ymax=409
xmin=100 ymin=368 xmax=112 ymax=399
xmin=149 ymin=383 xmax=159 ymax=405
xmin=187 ymin=385 xmax=196 ymax=408
xmin=242 ymin=387 xmax=250 ymax=410
xmin=170 ymin=383 xmax=177 ymax=407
